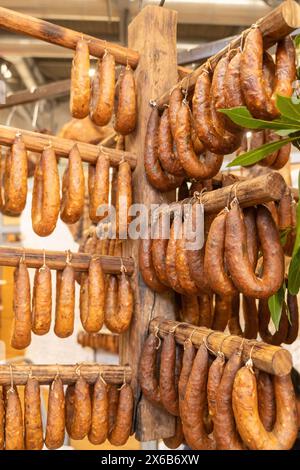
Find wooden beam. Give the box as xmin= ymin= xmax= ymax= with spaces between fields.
xmin=167 ymin=173 xmax=286 ymax=215
xmin=0 ymin=364 xmax=131 ymax=385
xmin=0 ymin=125 xmax=136 ymax=169
xmin=120 ymin=5 xmax=178 ymax=442
xmin=150 ymin=319 xmax=292 ymax=377
xmin=0 ymin=246 xmax=134 ymax=275
xmin=0 ymin=6 xmax=139 ymax=68
xmin=0 ymin=79 xmax=70 ymax=109
xmin=157 ymin=0 xmax=300 ymax=108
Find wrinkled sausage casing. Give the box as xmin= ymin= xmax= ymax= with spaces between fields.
xmin=11 ymin=260 xmax=31 ymax=350
xmin=70 ymin=39 xmax=90 ymax=119
xmin=60 ymin=145 xmax=85 ymax=224
xmin=45 ymin=377 xmax=65 ymax=450
xmin=54 ymin=265 xmax=75 ymax=338
xmin=4 ymin=134 xmax=28 ymax=215
xmin=24 ymin=377 xmax=44 ymax=450
xmin=88 ymin=376 xmax=109 ymax=445
xmin=90 ymin=52 xmax=115 ymax=127
xmin=108 ymin=384 xmax=133 ymax=446
xmin=114 ymin=66 xmax=137 ymax=135
xmin=5 ymin=387 xmax=24 ymax=450
xmin=32 ymin=266 xmax=52 ymax=336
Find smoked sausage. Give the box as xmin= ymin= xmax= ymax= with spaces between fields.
xmin=89 ymin=155 xmax=110 ymax=224
xmin=54 ymin=264 xmax=75 ymax=338
xmin=80 ymin=257 xmax=105 ymax=333
xmin=105 ymin=269 xmax=133 ymax=334
xmin=114 ymin=66 xmax=137 ymax=135
xmin=70 ymin=39 xmax=90 ymax=119
xmin=257 ymin=372 xmax=276 ymax=432
xmin=139 ymin=333 xmax=161 ymax=406
xmin=24 ymin=377 xmax=44 ymax=450
xmin=45 ymin=377 xmax=65 ymax=450
xmin=5 ymin=387 xmax=24 ymax=450
xmin=11 ymin=259 xmax=31 ymax=350
xmin=32 ymin=146 xmax=60 ymax=236
xmin=88 ymin=375 xmax=109 ymax=445
xmin=60 ymin=145 xmax=85 ymax=224
xmin=159 ymin=334 xmax=179 ymax=416
xmin=32 ymin=265 xmax=52 ymax=336
xmin=70 ymin=376 xmax=92 ymax=440
xmin=90 ymin=52 xmax=115 ymax=126
xmin=139 ymin=230 xmax=168 ymax=293
xmin=3 ymin=134 xmax=27 ymax=215
xmin=158 ymin=107 xmax=184 ymax=176
xmin=109 ymin=384 xmax=133 ymax=446
xmin=116 ymin=160 xmax=132 ymax=239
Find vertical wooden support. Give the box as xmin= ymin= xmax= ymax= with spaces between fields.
xmin=120 ymin=5 xmax=178 ymax=442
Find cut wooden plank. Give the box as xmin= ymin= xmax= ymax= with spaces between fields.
xmin=119 ymin=5 xmax=179 ymax=442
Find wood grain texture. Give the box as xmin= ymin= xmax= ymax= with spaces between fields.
xmin=157 ymin=0 xmax=300 ymax=108
xmin=0 ymin=6 xmax=139 ymax=67
xmin=0 ymin=125 xmax=136 ymax=168
xmin=119 ymin=5 xmax=179 ymax=442
xmin=0 ymin=80 xmax=70 ymax=109
xmin=0 ymin=247 xmax=134 ymax=275
xmin=0 ymin=364 xmax=131 ymax=385
xmin=150 ymin=319 xmax=292 ymax=377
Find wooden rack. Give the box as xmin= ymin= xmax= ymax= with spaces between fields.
xmin=165 ymin=172 xmax=286 ymax=215
xmin=150 ymin=318 xmax=292 ymax=377
xmin=0 ymin=364 xmax=131 ymax=385
xmin=0 ymin=6 xmax=139 ymax=68
xmin=0 ymin=246 xmax=134 ymax=275
xmin=157 ymin=0 xmax=300 ymax=108
xmin=0 ymin=125 xmax=136 ymax=168
xmin=0 ymin=79 xmax=70 ymax=110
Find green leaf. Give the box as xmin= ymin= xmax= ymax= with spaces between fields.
xmin=294 ymin=34 xmax=300 ymax=49
xmin=227 ymin=136 xmax=297 ymax=168
xmin=288 ymin=248 xmax=300 ymax=295
xmin=276 ymin=95 xmax=300 ymax=121
xmin=268 ymin=284 xmax=285 ymax=331
xmin=275 ymin=129 xmax=299 ymax=137
xmin=219 ymin=106 xmax=300 ymax=130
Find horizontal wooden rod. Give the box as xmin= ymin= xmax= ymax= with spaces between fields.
xmin=167 ymin=172 xmax=286 ymax=215
xmin=0 ymin=125 xmax=136 ymax=168
xmin=0 ymin=246 xmax=134 ymax=275
xmin=0 ymin=79 xmax=71 ymax=109
xmin=0 ymin=364 xmax=131 ymax=385
xmin=150 ymin=318 xmax=292 ymax=377
xmin=0 ymin=6 xmax=139 ymax=68
xmin=157 ymin=0 xmax=300 ymax=108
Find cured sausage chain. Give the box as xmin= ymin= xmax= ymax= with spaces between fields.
xmin=0 ymin=132 xmax=134 ymax=237
xmin=0 ymin=363 xmax=133 ymax=450
xmin=139 ymin=327 xmax=298 ymax=450
xmin=0 ymin=247 xmax=134 ymax=348
xmin=144 ymin=27 xmax=296 ymax=191
xmin=70 ymin=38 xmax=137 ymax=135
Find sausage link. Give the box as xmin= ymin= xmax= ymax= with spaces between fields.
xmin=80 ymin=258 xmax=105 ymax=333
xmin=24 ymin=377 xmax=43 ymax=450
xmin=211 ymin=54 xmax=243 ymax=140
xmin=166 ymin=221 xmax=185 ymax=294
xmin=89 ymin=156 xmax=110 ymax=224
xmin=257 ymin=372 xmax=276 ymax=432
xmin=192 ymin=72 xmax=239 ymax=155
xmin=259 ymin=129 xmax=278 ymax=167
xmin=3 ymin=134 xmax=27 ymax=215
xmin=5 ymin=387 xmax=24 ymax=450
xmin=214 ymin=349 xmax=244 ymax=450
xmin=271 ymin=142 xmax=291 ymax=170
xmin=233 ymin=367 xmax=298 ymax=450
xmin=32 ymin=265 xmax=52 ymax=336
xmin=105 ymin=270 xmax=133 ymax=334
xmin=271 ymin=36 xmax=296 ymax=109
xmin=88 ymin=376 xmax=109 ymax=445
xmin=108 ymin=386 xmax=119 ymax=434
xmin=70 ymin=39 xmax=90 ymax=118
xmin=175 ymin=102 xmax=223 ymax=179
xmin=178 ymin=341 xmax=196 ymax=415
xmin=108 ymin=384 xmax=133 ymax=446
xmin=90 ymin=52 xmax=115 ymax=126
xmin=116 ymin=160 xmax=132 ymax=239
xmin=163 ymin=417 xmax=184 ymax=449
xmin=224 ymin=51 xmax=245 ymax=116
xmin=180 ymin=295 xmax=200 ymax=325
xmin=11 ymin=260 xmax=31 ymax=350
xmin=228 ymin=293 xmax=242 ymax=336
xmin=152 ymin=237 xmax=170 ymax=287
xmin=70 ymin=376 xmax=92 ymax=440
xmin=45 ymin=377 xmax=65 ymax=449
xmin=60 ymin=145 xmax=85 ymax=224
xmin=114 ymin=65 xmax=137 ymax=135
xmin=240 ymin=28 xmax=275 ymax=119
xmin=204 ymin=210 xmax=237 ymax=296
xmin=144 ymin=108 xmax=183 ymax=191
xmin=32 ymin=146 xmax=60 ymax=236
xmin=212 ymin=294 xmax=232 ymax=331
xmin=242 ymin=295 xmax=259 ymax=339
xmin=54 ymin=265 xmax=75 ymax=338
xmin=65 ymin=384 xmax=75 ymax=437
xmin=181 ymin=344 xmax=215 ymax=450
xmin=139 ymin=333 xmax=161 ymax=406
xmin=225 ymin=204 xmax=284 ymax=298
xmin=278 ymin=187 xmax=292 ymax=231
xmin=207 ymin=354 xmax=225 ymax=423
xmin=160 ymin=334 xmax=179 ymax=416
xmin=198 ymin=294 xmax=213 ymax=328
xmin=158 ymin=108 xmax=184 ymax=176
xmin=139 ymin=233 xmax=168 ymax=293
xmin=176 ymin=235 xmax=199 ymax=295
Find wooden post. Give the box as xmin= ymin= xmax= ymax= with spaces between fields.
xmin=120 ymin=5 xmax=178 ymax=442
